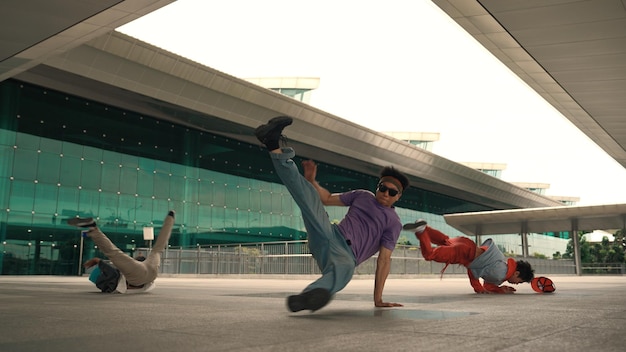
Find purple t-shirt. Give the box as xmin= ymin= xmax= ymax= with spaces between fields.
xmin=338 ymin=190 xmax=402 ymax=265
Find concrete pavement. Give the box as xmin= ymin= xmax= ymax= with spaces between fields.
xmin=1 ymin=275 xmax=625 ymax=351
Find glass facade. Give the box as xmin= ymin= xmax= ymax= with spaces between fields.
xmin=270 ymin=88 xmax=312 ymax=103
xmin=0 ymin=79 xmax=488 ymax=275
xmin=476 ymin=168 xmax=502 ymax=179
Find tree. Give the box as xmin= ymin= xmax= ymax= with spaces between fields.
xmin=562 ymin=232 xmax=592 ymax=262
xmin=564 ymin=231 xmax=626 ymax=264
xmin=614 ymin=228 xmax=626 ymax=252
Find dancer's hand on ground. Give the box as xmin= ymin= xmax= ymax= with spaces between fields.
xmin=500 ymin=285 xmax=516 ymax=294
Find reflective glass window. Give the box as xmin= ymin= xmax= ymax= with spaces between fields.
xmin=0 ymin=129 xmax=16 ymax=146
xmin=59 ymin=156 xmax=81 ymax=187
xmin=13 ymin=149 xmax=38 ymax=181
xmin=224 ymin=183 xmax=238 ymax=209
xmin=169 ymin=175 xmax=185 ymax=201
xmin=185 ymin=178 xmax=199 ymax=204
xmin=33 ymin=183 xmax=58 ymax=215
xmin=135 ymin=197 xmax=154 ymax=225
xmin=57 ymin=186 xmax=80 ymax=216
xmin=136 ymin=168 xmax=154 ymax=197
xmin=119 ymin=165 xmax=138 ymax=195
xmin=100 ymin=162 xmax=120 ymax=193
xmin=152 ymin=199 xmax=170 ymax=220
xmin=153 ymin=171 xmax=170 ymax=199
xmin=80 ymin=160 xmax=102 ymax=190
xmin=196 ymin=204 xmax=213 ymax=229
xmin=78 ymin=190 xmax=100 ymax=217
xmin=9 ymin=180 xmax=35 ymax=212
xmin=82 ymin=145 xmax=102 ymax=161
xmin=61 ymin=142 xmax=83 ymax=158
xmin=36 ymin=152 xmax=61 ymax=184
xmin=40 ymin=137 xmax=62 ymax=154
xmin=15 ymin=132 xmax=39 ymax=151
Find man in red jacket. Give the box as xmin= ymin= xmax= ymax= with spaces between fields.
xmin=404 ymin=220 xmax=534 ymax=293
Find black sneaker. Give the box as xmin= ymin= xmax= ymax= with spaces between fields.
xmin=67 ymin=217 xmax=96 ymax=228
xmin=168 ymin=210 xmax=175 ymax=218
xmin=402 ymin=219 xmax=427 ymax=231
xmin=287 ymin=288 xmax=331 ymax=312
xmin=254 ymin=116 xmax=293 ymax=150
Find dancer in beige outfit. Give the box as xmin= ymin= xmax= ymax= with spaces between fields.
xmin=69 ymin=210 xmax=175 ymax=293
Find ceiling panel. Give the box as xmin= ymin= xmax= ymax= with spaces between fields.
xmin=433 ymin=0 xmax=626 ymax=168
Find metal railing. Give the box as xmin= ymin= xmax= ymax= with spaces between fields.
xmin=580 ymin=263 xmax=626 ymax=275
xmin=154 ymin=240 xmax=578 ymax=276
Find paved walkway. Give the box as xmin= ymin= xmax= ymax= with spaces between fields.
xmin=1 ymin=275 xmax=625 ymax=351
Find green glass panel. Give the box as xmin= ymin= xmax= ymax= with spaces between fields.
xmin=0 ymin=129 xmax=16 ymax=146
xmin=210 ymin=205 xmax=224 ymax=229
xmin=39 ymin=136 xmax=62 ymax=154
xmin=197 ymin=179 xmax=210 ymax=205
xmin=78 ymin=190 xmax=100 ymax=217
xmin=57 ymin=186 xmax=80 ymax=217
xmin=59 ymin=156 xmax=81 ymax=187
xmin=80 ymin=160 xmax=101 ymax=190
xmin=185 ymin=178 xmax=199 ymax=204
xmin=224 ymin=183 xmax=238 ymax=209
xmin=33 ymin=183 xmax=58 ymax=215
xmin=36 ymin=152 xmax=61 ymax=184
xmin=135 ymin=197 xmax=153 ymax=225
xmin=15 ymin=132 xmax=39 ymax=151
xmin=169 ymin=175 xmax=185 ymax=201
xmin=213 ymin=181 xmax=226 ymax=207
xmin=61 ymin=142 xmax=82 ymax=158
xmin=119 ymin=194 xmax=139 ymax=224
xmin=9 ymin=180 xmax=35 ymax=212
xmin=136 ymin=168 xmax=154 ymax=197
xmin=152 ymin=199 xmax=170 ymax=221
xmin=7 ymin=210 xmax=32 ymax=227
xmin=191 ymin=204 xmax=208 ymax=230
xmin=153 ymin=171 xmax=170 ymax=199
xmin=120 ymin=153 xmax=139 ymax=168
xmin=13 ymin=149 xmax=38 ymax=181
xmin=82 ymin=145 xmax=102 ymax=161
xmin=155 ymin=160 xmax=170 ymax=174
xmin=119 ymin=165 xmax=138 ymax=195
xmin=100 ymin=162 xmax=120 ymax=193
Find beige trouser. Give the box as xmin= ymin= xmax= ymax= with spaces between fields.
xmin=87 ymin=213 xmax=175 ymax=286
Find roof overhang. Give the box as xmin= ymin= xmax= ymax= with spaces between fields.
xmin=432 ymin=0 xmax=626 ymax=169
xmin=0 ymin=0 xmax=175 ymax=82
xmin=444 ymin=203 xmax=626 ymax=236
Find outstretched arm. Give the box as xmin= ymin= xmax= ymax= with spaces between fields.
xmin=468 ymin=269 xmax=516 ymax=294
xmin=302 ymin=160 xmax=344 ymax=206
xmin=467 ymin=269 xmax=488 ymax=293
xmin=374 ymin=246 xmax=403 ymax=307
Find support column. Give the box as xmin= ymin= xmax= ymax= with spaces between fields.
xmin=572 ymin=218 xmax=581 ymax=276
xmin=520 ymin=221 xmax=529 ymax=258
xmin=474 ymin=224 xmax=482 ymax=246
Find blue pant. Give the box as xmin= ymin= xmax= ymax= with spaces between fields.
xmin=270 ymin=148 xmax=356 ymax=295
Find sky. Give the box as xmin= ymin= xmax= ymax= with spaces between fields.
xmin=118 ymin=0 xmax=626 ymax=206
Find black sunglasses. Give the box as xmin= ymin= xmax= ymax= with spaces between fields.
xmin=377 ymin=183 xmax=399 ymax=197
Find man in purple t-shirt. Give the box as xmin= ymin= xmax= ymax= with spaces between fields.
xmin=255 ymin=116 xmax=410 ymax=312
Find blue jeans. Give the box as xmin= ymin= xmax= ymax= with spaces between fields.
xmin=270 ymin=148 xmax=356 ymax=295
